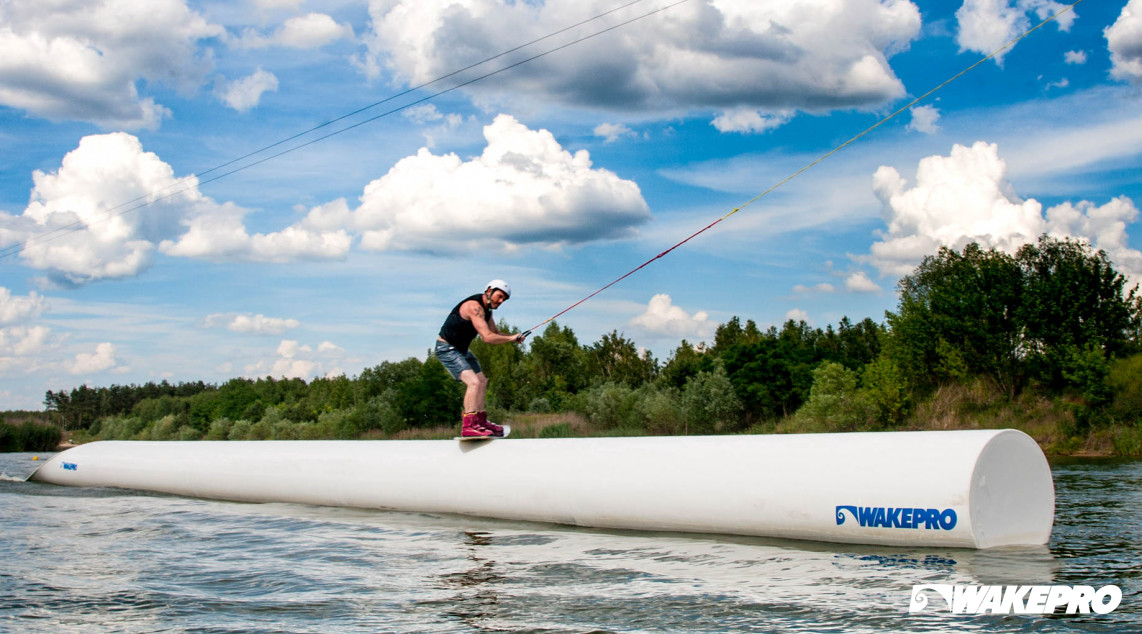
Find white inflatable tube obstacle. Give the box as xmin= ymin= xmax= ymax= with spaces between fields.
xmin=29 ymin=429 xmax=1054 ymax=548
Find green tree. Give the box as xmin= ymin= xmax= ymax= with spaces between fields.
xmin=681 ymin=363 xmax=743 ymax=434
xmin=307 ymin=374 xmax=356 ymax=413
xmin=836 ymin=317 xmax=884 ymax=368
xmin=793 ymin=361 xmax=871 ymax=431
xmin=188 ymin=390 xmax=222 ymax=432
xmin=59 ymin=385 xmax=101 ymax=430
xmin=1017 ymin=235 xmax=1142 ymax=389
xmin=252 ymin=376 xmax=308 ymax=409
xmin=131 ymin=395 xmax=189 ymax=423
xmin=887 ymin=243 xmax=1025 ymax=397
xmin=635 ymin=384 xmax=685 ymax=435
xmin=886 ymin=237 xmax=1141 ymax=400
xmin=860 ymin=354 xmax=911 ymax=427
xmin=215 ymin=378 xmax=261 ymax=421
xmin=355 ymin=359 xmax=423 ymax=402
xmin=1108 ymin=354 xmax=1142 ymax=424
xmin=721 ymin=321 xmax=819 ymax=420
xmin=577 ymin=381 xmax=639 ymax=430
xmin=711 ymin=316 xmax=762 ymax=356
xmin=659 ymin=340 xmax=715 ymax=390
xmin=585 ymin=330 xmax=657 ymax=388
xmin=396 ymin=356 xmax=463 ymax=427
xmin=521 ymin=322 xmax=587 ymax=408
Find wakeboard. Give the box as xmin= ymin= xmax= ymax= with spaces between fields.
xmin=455 ymin=423 xmax=511 ymax=441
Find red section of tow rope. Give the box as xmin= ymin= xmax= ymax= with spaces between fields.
xmin=526 ymin=214 xmax=728 ymax=334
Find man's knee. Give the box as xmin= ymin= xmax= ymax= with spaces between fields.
xmin=459 ymin=370 xmax=484 ymax=389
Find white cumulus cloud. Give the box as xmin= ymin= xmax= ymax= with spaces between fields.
xmin=233 ymin=12 xmax=354 ymax=49
xmin=865 ymin=142 xmax=1142 ymax=284
xmin=0 ymin=288 xmax=46 ymax=326
xmin=0 ymin=0 xmax=222 ymax=128
xmin=215 ymin=68 xmax=279 ymax=112
xmin=1107 ymin=0 xmax=1142 ymax=82
xmin=5 ymin=117 xmax=649 ymax=280
xmin=594 ymin=122 xmax=634 ymax=143
xmin=277 ymin=340 xmax=308 ymax=358
xmin=955 ymin=0 xmax=1075 ymax=65
xmin=0 ymin=287 xmax=55 ymax=375
xmin=160 ymin=211 xmax=352 ymax=262
xmin=712 ymin=108 xmax=794 ymax=134
xmin=845 ymin=271 xmax=881 ymax=293
xmin=1045 ymin=196 xmax=1142 ymax=282
xmin=2 ymin=133 xmax=200 ymax=284
xmin=792 ymin=283 xmax=836 ymax=295
xmin=401 ymin=104 xmax=465 ymax=147
xmin=269 ymin=357 xmax=318 ymax=380
xmin=868 ymin=141 xmax=1044 ymax=275
xmin=403 ymin=104 xmax=450 ymax=124
xmin=69 ymin=342 xmax=118 ymax=375
xmin=361 ymin=0 xmax=921 ymax=128
xmin=907 ymin=104 xmax=940 ymax=134
xmin=627 ymin=294 xmax=717 ymax=340
xmin=204 ymin=313 xmax=300 ymax=335
xmin=243 ymin=339 xmax=344 ymax=380
xmin=254 ymin=0 xmax=302 ymax=9
xmin=786 ymin=308 xmax=810 ymax=322
xmin=336 ymin=114 xmax=650 ymax=253
xmin=1064 ymin=49 xmax=1087 ymax=64
xmin=0 ymin=132 xmax=354 ymax=285
xmin=0 ymin=325 xmax=51 ymax=359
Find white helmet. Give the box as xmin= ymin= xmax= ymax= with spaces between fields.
xmin=486 ymin=279 xmax=511 ymax=299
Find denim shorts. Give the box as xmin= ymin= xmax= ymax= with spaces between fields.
xmin=435 ymin=340 xmax=482 ymax=381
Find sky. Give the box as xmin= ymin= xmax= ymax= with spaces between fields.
xmin=1 ymin=0 xmax=1141 ymax=410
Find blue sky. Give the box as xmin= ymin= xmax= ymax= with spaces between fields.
xmin=1 ymin=0 xmax=1141 ymax=410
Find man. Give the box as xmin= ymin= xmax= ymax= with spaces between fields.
xmin=436 ymin=279 xmax=526 ymax=437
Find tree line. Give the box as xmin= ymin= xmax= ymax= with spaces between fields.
xmin=0 ymin=414 xmax=61 ymax=452
xmin=28 ymin=236 xmax=1142 ymax=448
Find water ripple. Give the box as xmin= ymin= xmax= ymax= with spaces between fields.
xmin=0 ymin=452 xmax=1138 ymax=632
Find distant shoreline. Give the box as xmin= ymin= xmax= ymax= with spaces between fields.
xmin=42 ymin=422 xmax=1130 ymax=459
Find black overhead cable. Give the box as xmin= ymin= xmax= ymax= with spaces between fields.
xmin=0 ymin=0 xmax=688 ymax=261
xmin=522 ymin=0 xmax=1084 ymax=335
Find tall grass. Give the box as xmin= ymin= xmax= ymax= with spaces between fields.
xmin=0 ymin=420 xmax=61 ymax=452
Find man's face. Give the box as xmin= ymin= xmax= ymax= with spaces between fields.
xmin=487 ymin=289 xmax=508 ymax=308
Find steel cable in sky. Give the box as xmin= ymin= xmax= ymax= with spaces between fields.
xmin=0 ymin=0 xmax=686 ymax=262
xmin=523 ymin=0 xmax=1083 ymax=336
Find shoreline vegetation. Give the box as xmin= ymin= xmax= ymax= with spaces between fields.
xmin=4 ymin=396 xmax=1140 ymax=458
xmin=5 ymin=237 xmax=1141 ymax=457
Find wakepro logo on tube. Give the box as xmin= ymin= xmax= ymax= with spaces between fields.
xmin=835 ymin=505 xmax=957 ymax=530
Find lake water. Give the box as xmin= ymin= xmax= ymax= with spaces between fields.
xmin=1 ymin=451 xmax=1138 ymax=632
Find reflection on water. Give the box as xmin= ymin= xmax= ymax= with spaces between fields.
xmin=0 ymin=453 xmax=1138 ymax=633
xmin=436 ymin=531 xmax=505 ymax=630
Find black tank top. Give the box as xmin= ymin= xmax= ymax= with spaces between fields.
xmin=438 ymin=293 xmax=492 ymax=353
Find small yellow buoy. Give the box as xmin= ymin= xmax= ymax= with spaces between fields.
xmin=33 ymin=456 xmax=39 ymax=461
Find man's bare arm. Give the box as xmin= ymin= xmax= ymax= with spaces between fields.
xmin=461 ymin=300 xmax=520 ymax=344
